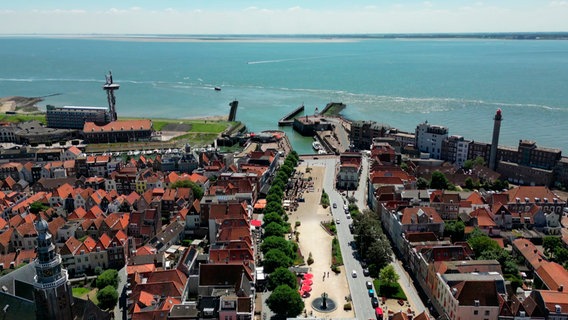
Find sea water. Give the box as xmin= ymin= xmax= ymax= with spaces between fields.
xmin=1 ymin=36 xmax=568 ymax=154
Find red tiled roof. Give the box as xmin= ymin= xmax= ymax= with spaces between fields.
xmin=513 ymin=238 xmax=546 ymax=270
xmin=66 ymin=146 xmax=82 ymax=156
xmin=61 ymin=237 xmax=82 ymax=255
xmin=536 ymin=261 xmax=568 ymax=291
xmin=470 ymin=207 xmax=497 ymax=227
xmin=83 ymin=236 xmax=97 ymax=251
xmin=401 ymin=207 xmax=443 ymax=224
xmin=97 ymin=233 xmax=112 ymax=249
xmin=538 ymin=290 xmax=568 ymax=314
xmin=84 ymin=119 xmax=152 ymax=133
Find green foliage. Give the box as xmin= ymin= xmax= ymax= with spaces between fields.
xmin=469 ymin=229 xmax=519 ymax=276
xmin=96 ymin=285 xmax=118 ymax=310
xmin=263 ymin=249 xmax=293 ymax=273
xmin=263 ymin=222 xmax=287 ymax=238
xmin=307 ymin=252 xmax=314 ymax=265
xmin=263 ymin=212 xmax=285 ymax=227
xmin=354 ymin=213 xmax=393 ymax=270
xmin=417 ymin=177 xmax=429 ymax=189
xmin=465 ymin=177 xmax=476 ymax=190
xmin=444 ymin=220 xmax=465 ymax=241
xmin=170 ymin=180 xmax=204 ymax=199
xmin=266 ymin=285 xmax=304 ymax=318
xmin=430 ymin=171 xmax=449 ymax=190
xmin=380 ymin=265 xmax=399 ymax=287
xmin=267 ymin=267 xmax=298 ymax=291
xmin=294 ymin=221 xmax=301 ymax=227
xmin=467 ymin=229 xmax=500 ymax=257
xmin=29 ymin=201 xmax=49 ymax=214
xmin=543 ymin=236 xmax=563 ymax=258
xmin=506 ymin=274 xmax=523 ymax=293
xmin=331 ymin=237 xmax=343 ymax=267
xmin=261 ymin=236 xmax=294 ymax=258
xmin=265 ymin=201 xmax=285 ymax=216
xmin=343 ymin=303 xmax=352 ymax=310
xmin=94 ymin=266 xmax=103 ymax=276
xmin=320 ymin=189 xmax=330 ymax=207
xmin=374 ymin=279 xmax=407 ymax=300
xmin=96 ymin=269 xmax=118 ymax=290
xmin=72 ymin=287 xmax=90 ymax=297
xmin=463 ymin=156 xmax=486 ymax=170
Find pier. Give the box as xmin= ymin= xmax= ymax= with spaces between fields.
xmin=278 ymin=105 xmax=304 ymax=126
xmin=319 ymin=102 xmax=346 ymax=116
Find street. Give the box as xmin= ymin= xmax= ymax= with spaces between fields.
xmin=304 ymin=154 xmax=428 ymax=318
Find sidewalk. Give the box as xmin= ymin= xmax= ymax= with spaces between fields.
xmin=287 ymin=165 xmax=355 ymax=319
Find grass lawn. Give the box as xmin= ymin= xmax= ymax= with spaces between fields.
xmin=131 ymin=117 xmax=235 ymax=133
xmin=72 ymin=287 xmax=99 ymax=305
xmin=0 ymin=114 xmax=46 ymax=124
xmin=373 ymin=279 xmax=407 ymax=300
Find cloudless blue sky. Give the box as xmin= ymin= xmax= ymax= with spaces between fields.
xmin=1 ymin=1 xmax=567 ymax=34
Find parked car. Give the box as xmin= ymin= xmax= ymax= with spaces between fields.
xmin=371 ymin=296 xmax=379 ymax=308
xmin=352 ymin=270 xmax=357 ymax=278
xmin=349 ymin=224 xmax=354 ymax=233
xmin=363 ymin=268 xmax=370 ymax=276
xmin=335 ymin=219 xmax=340 ymax=224
xmin=368 ymin=289 xmax=375 ymax=297
xmin=366 ymin=281 xmax=373 ymax=289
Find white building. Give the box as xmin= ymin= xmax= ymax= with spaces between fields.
xmin=415 ymin=121 xmax=449 ymax=160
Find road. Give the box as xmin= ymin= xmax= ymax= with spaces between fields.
xmin=305 ymin=157 xmax=376 ymax=319
xmin=305 ymin=154 xmax=428 ymax=318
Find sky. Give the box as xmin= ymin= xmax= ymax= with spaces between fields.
xmin=1 ymin=1 xmax=568 ymax=34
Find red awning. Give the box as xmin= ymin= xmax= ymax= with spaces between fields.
xmin=250 ymin=220 xmax=262 ymax=227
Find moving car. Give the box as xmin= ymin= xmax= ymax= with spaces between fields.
xmin=352 ymin=270 xmax=357 ymax=278
xmin=333 ymin=203 xmax=337 ymax=208
xmin=336 ymin=219 xmax=340 ymax=224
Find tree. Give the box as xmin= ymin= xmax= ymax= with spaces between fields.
xmin=417 ymin=177 xmax=429 ymax=190
xmin=263 ymin=222 xmax=287 ymax=238
xmin=366 ymin=236 xmax=393 ymax=271
xmin=30 ymin=201 xmax=49 ymax=214
xmin=261 ymin=236 xmax=294 ymax=257
xmin=96 ymin=269 xmax=118 ymax=290
xmin=266 ymin=285 xmax=304 ymax=318
xmin=264 ymin=201 xmax=285 ymax=217
xmin=444 ymin=220 xmax=465 ymax=242
xmin=543 ymin=236 xmax=562 ymax=258
xmin=170 ymin=180 xmax=204 ymax=199
xmin=467 ymin=230 xmax=500 ymax=257
xmin=97 ymin=285 xmax=118 ymax=310
xmin=379 ymin=265 xmax=399 ymax=287
xmin=430 ymin=171 xmax=449 ymax=190
xmin=263 ymin=212 xmax=284 ymax=227
xmin=267 ymin=267 xmax=298 ymax=291
xmin=263 ymin=249 xmax=293 ymax=273
xmin=464 ymin=177 xmax=476 ymax=190
xmin=464 ymin=156 xmax=486 ymax=170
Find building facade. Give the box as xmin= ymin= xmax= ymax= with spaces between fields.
xmin=47 ymin=105 xmax=111 ymax=129
xmin=415 ymin=121 xmax=448 ymax=160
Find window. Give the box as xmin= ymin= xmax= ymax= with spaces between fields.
xmin=485 ymin=310 xmax=490 ymax=316
xmin=474 ymin=310 xmax=478 ymax=315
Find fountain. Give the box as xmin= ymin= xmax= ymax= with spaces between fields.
xmin=311 ymin=292 xmax=337 ymax=313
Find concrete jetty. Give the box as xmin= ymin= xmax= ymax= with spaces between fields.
xmin=278 ymin=105 xmax=304 ymax=126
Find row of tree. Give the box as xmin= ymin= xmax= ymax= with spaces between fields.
xmin=352 ymin=210 xmax=393 ymax=278
xmin=260 ymin=151 xmax=305 ymax=319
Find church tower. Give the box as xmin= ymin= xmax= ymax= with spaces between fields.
xmin=33 ymin=218 xmax=74 ymax=320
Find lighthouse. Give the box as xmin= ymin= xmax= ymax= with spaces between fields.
xmin=489 ymin=108 xmax=502 ymax=171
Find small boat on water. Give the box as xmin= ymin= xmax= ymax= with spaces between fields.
xmin=214 ymin=87 xmax=221 ymax=91
xmin=312 ymin=141 xmax=322 ymax=151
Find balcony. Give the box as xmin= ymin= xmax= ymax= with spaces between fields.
xmin=34 ymin=270 xmax=68 ymax=289
xmin=35 ymin=255 xmax=62 ymax=269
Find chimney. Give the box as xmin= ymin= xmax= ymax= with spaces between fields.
xmin=559 ymin=285 xmax=564 ymax=292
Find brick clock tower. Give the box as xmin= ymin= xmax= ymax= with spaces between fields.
xmin=33 ymin=218 xmax=74 ymax=320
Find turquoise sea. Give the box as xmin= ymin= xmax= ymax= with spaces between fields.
xmin=1 ymin=36 xmax=568 ymax=154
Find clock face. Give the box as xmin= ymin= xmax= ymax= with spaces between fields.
xmin=42 ymin=269 xmax=53 ymax=277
